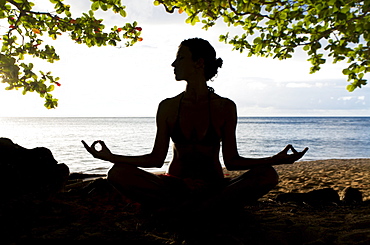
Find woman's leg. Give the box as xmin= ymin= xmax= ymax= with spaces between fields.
xmin=219 ymin=165 xmax=279 ymax=209
xmin=107 ymin=164 xmax=170 ymax=209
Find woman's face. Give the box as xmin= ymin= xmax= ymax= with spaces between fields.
xmin=171 ymin=45 xmax=198 ymax=81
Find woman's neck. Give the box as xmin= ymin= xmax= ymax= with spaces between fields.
xmin=184 ymin=82 xmax=209 ymax=103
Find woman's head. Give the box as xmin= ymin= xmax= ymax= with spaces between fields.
xmin=180 ymin=38 xmax=223 ymax=81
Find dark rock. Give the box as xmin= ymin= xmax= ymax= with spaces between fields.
xmin=276 ymin=188 xmax=340 ymax=205
xmin=0 ymin=137 xmax=69 ymax=199
xmin=341 ymin=187 xmax=363 ymax=204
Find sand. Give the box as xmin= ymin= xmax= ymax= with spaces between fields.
xmin=274 ymin=158 xmax=370 ymax=201
xmin=224 ymin=158 xmax=370 ymax=201
xmin=2 ymin=158 xmax=370 ymax=244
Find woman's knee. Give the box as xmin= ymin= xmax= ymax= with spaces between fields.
xmin=248 ymin=165 xmax=279 ymax=187
xmin=107 ymin=164 xmax=164 ymax=190
xmin=107 ymin=164 xmax=132 ymax=185
xmin=263 ymin=165 xmax=279 ymax=187
xmin=264 ymin=165 xmax=279 ymax=185
xmin=107 ymin=165 xmax=118 ymax=182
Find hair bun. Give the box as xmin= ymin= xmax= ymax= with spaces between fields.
xmin=216 ymin=58 xmax=223 ymax=68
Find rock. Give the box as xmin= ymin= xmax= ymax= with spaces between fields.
xmin=276 ymin=188 xmax=340 ymax=205
xmin=341 ymin=187 xmax=363 ymax=204
xmin=0 ymin=137 xmax=69 ymax=199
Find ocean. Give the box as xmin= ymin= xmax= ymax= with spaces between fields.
xmin=0 ymin=117 xmax=369 ymax=175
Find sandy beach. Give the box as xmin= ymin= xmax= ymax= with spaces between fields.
xmin=225 ymin=158 xmax=370 ymax=201
xmin=2 ymin=158 xmax=370 ymax=244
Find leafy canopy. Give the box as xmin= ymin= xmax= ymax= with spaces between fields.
xmin=1 ymin=0 xmax=369 ymax=109
xmin=155 ymin=0 xmax=369 ymax=92
xmin=0 ymin=0 xmax=142 ymax=109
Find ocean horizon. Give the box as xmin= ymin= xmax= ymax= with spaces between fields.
xmin=1 ymin=116 xmax=369 ymax=175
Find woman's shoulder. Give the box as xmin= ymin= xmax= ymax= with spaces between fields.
xmin=211 ymin=93 xmax=236 ymax=108
xmin=210 ymin=93 xmax=237 ymax=124
xmin=157 ymin=92 xmax=183 ymax=113
xmin=159 ymin=92 xmax=183 ymax=105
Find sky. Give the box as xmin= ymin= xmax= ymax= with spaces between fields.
xmin=0 ymin=0 xmax=369 ymax=117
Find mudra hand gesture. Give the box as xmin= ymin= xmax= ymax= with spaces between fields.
xmin=82 ymin=140 xmax=112 ymax=161
xmin=272 ymin=145 xmax=309 ymax=165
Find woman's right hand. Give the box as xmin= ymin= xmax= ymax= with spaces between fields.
xmin=82 ymin=140 xmax=113 ymax=161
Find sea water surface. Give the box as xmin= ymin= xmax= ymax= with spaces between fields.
xmin=0 ymin=117 xmax=369 ymax=174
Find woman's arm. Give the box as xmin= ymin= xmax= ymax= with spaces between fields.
xmin=82 ymin=100 xmax=170 ymax=168
xmin=221 ymin=100 xmax=308 ymax=171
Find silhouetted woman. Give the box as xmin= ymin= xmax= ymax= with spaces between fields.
xmin=83 ymin=38 xmax=308 ymax=212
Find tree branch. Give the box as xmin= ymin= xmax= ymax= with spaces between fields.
xmin=155 ymin=0 xmax=179 ymax=13
xmin=8 ymin=0 xmax=59 ymax=20
xmin=227 ymin=0 xmax=272 ymax=19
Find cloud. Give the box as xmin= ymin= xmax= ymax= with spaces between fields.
xmin=358 ymin=96 xmax=365 ymax=100
xmin=228 ymin=76 xmax=370 ymax=115
xmin=338 ymin=96 xmax=353 ymax=101
xmin=286 ymin=82 xmax=312 ymax=88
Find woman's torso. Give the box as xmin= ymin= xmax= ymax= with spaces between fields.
xmin=165 ymin=91 xmax=230 ymax=181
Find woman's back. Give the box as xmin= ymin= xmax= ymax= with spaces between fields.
xmin=162 ymin=91 xmax=234 ymax=180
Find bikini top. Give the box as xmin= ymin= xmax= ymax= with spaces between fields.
xmin=171 ymin=90 xmax=221 ymax=146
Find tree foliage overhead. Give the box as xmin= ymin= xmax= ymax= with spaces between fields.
xmin=1 ymin=0 xmax=369 ymax=109
xmin=155 ymin=0 xmax=369 ymax=92
xmin=0 ymin=0 xmax=142 ymax=108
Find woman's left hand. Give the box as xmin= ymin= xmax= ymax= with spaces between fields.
xmin=82 ymin=140 xmax=112 ymax=161
xmin=272 ymin=144 xmax=309 ymax=165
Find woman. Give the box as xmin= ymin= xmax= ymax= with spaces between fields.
xmin=82 ymin=38 xmax=308 ymax=211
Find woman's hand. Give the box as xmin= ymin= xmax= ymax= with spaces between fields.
xmin=82 ymin=140 xmax=113 ymax=161
xmin=272 ymin=144 xmax=309 ymax=165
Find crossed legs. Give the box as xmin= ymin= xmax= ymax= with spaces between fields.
xmin=107 ymin=164 xmax=279 ymax=211
xmin=107 ymin=164 xmax=171 ymax=209
xmin=218 ymin=165 xmax=279 ymax=209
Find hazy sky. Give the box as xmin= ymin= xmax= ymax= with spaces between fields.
xmin=0 ymin=0 xmax=369 ymax=117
